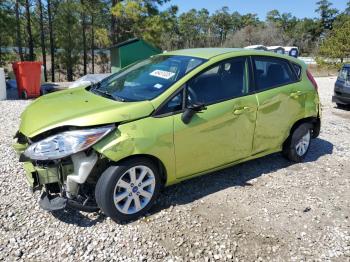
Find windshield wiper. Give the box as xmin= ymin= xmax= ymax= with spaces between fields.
xmin=92 ymin=87 xmax=125 ymax=102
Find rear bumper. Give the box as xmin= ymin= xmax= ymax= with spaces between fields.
xmin=332 ymin=95 xmax=350 ymax=105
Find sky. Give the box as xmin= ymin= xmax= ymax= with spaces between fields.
xmin=161 ymin=0 xmax=348 ymax=20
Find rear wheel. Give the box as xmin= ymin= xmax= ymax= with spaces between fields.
xmin=283 ymin=123 xmax=312 ymax=162
xmin=95 ymin=158 xmax=161 ymax=223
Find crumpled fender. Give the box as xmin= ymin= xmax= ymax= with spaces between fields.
xmin=93 ymin=116 xmax=177 ymax=186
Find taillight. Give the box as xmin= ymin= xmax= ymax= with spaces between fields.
xmin=306 ymin=69 xmax=318 ymax=92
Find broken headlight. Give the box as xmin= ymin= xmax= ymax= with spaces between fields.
xmin=24 ymin=125 xmax=114 ymax=160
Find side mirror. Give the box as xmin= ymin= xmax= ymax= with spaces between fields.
xmin=181 ymin=103 xmax=207 ymax=124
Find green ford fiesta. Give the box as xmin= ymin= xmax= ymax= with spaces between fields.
xmin=14 ymin=48 xmax=321 ymax=222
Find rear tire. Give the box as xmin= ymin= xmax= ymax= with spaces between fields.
xmin=283 ymin=123 xmax=313 ymax=162
xmin=95 ymin=158 xmax=161 ymax=223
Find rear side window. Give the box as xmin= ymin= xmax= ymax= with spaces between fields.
xmin=253 ymin=57 xmax=296 ymax=91
xmin=292 ymin=63 xmax=302 ymax=79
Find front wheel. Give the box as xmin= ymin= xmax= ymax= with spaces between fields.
xmin=95 ymin=158 xmax=161 ymax=223
xmin=283 ymin=123 xmax=313 ymax=162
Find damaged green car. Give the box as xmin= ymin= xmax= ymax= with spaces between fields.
xmin=14 ymin=48 xmax=321 ymax=222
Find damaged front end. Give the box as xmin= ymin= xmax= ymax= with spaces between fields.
xmin=13 ymin=125 xmax=115 ymax=212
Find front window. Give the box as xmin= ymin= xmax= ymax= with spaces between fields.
xmin=90 ymin=55 xmax=206 ymax=102
xmin=186 ymin=57 xmax=250 ymax=105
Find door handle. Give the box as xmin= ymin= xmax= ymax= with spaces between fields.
xmin=233 ymin=106 xmax=250 ymax=115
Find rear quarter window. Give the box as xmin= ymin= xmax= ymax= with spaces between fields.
xmin=292 ymin=63 xmax=302 ymax=79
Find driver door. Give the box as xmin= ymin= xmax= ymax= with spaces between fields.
xmin=172 ymin=57 xmax=258 ymax=179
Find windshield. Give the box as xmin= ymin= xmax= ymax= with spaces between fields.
xmin=90 ymin=55 xmax=206 ymax=102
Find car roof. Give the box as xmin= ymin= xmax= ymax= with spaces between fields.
xmin=161 ymin=48 xmax=299 ymax=61
xmin=161 ymin=48 xmax=260 ymax=59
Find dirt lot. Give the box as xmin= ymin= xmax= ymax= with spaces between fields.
xmin=0 ymin=77 xmax=349 ymax=261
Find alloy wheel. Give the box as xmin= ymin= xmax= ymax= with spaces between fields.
xmin=295 ymin=130 xmax=311 ymax=157
xmin=113 ymin=165 xmax=156 ymax=215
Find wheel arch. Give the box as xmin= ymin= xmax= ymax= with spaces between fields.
xmin=284 ymin=116 xmax=320 ymax=149
xmin=291 ymin=117 xmax=320 ymax=138
xmin=109 ymin=154 xmax=168 ymax=187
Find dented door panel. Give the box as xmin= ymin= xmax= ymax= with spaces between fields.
xmin=253 ymin=83 xmax=304 ymax=154
xmin=173 ymin=94 xmax=258 ymax=179
xmin=253 ymin=79 xmax=318 ymax=154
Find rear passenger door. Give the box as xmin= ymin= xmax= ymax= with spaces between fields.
xmin=252 ymin=56 xmax=304 ymax=154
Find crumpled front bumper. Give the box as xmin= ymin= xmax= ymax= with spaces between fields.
xmin=14 ymin=140 xmax=62 ymax=191
xmin=14 ymin=136 xmax=99 ymax=212
xmin=21 ymin=161 xmax=72 ymax=191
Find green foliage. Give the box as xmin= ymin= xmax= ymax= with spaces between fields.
xmin=346 ymin=1 xmax=350 ymax=15
xmin=55 ymin=1 xmax=81 ymax=81
xmin=317 ymin=20 xmax=350 ymax=68
xmin=266 ymin=10 xmax=281 ymax=23
xmin=1 ymin=0 xmax=350 ymax=79
xmin=0 ymin=1 xmax=16 ymax=65
xmin=240 ymin=13 xmax=260 ymax=27
xmin=178 ymin=9 xmax=204 ymax=47
xmin=111 ymin=0 xmax=173 ymax=46
xmin=316 ymin=0 xmax=338 ymax=31
xmin=210 ymin=7 xmax=233 ymax=45
xmin=291 ymin=18 xmax=322 ymax=54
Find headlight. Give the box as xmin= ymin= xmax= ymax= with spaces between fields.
xmin=24 ymin=125 xmax=114 ymax=160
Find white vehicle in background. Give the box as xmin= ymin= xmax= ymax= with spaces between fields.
xmin=284 ymin=46 xmax=299 ymax=58
xmin=266 ymin=46 xmax=285 ymax=54
xmin=244 ymin=45 xmax=267 ymax=51
xmin=245 ymin=45 xmax=299 ymax=58
xmin=68 ymin=74 xmax=111 ymax=89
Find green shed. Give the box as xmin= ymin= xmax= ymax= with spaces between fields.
xmin=110 ymin=38 xmax=162 ymax=73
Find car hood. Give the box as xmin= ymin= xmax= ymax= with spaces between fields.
xmin=19 ymin=87 xmax=155 ymax=138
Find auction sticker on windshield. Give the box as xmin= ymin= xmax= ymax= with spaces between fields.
xmin=150 ymin=70 xmax=175 ymax=80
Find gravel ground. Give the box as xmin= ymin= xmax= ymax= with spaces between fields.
xmin=0 ymin=77 xmax=349 ymax=261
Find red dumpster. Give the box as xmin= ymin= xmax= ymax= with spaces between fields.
xmin=12 ymin=61 xmax=42 ymax=99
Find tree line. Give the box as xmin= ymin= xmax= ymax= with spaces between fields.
xmin=0 ymin=0 xmax=349 ymax=81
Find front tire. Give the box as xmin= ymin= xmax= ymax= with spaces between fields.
xmin=95 ymin=158 xmax=161 ymax=223
xmin=283 ymin=123 xmax=313 ymax=162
